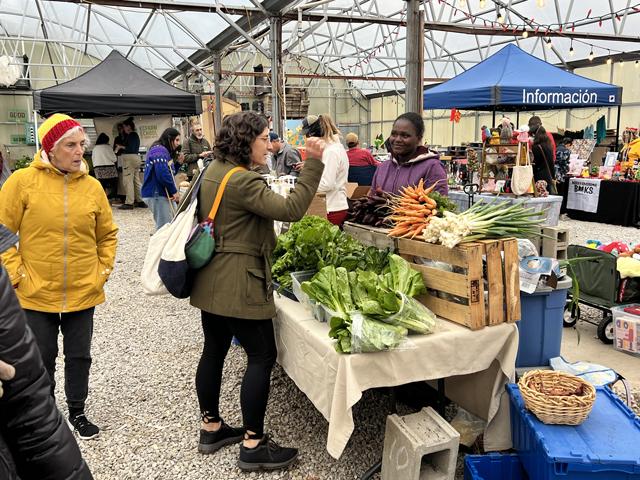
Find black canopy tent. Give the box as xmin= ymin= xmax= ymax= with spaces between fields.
xmin=33 ymin=50 xmax=202 ymax=118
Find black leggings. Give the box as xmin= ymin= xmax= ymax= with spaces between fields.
xmin=196 ymin=311 xmax=277 ymax=436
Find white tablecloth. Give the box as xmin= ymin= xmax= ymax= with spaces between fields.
xmin=274 ymin=295 xmax=519 ymax=459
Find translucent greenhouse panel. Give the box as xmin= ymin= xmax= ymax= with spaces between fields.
xmin=619 ymin=106 xmax=640 ymax=132
xmin=613 ymin=65 xmax=640 ymax=104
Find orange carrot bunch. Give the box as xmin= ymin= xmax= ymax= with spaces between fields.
xmin=387 ymin=179 xmax=440 ymax=239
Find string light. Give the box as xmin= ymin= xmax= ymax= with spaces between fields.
xmin=522 ymin=30 xmax=529 ymax=38
xmin=479 ymin=0 xmax=486 ymax=7
xmin=619 ymin=59 xmax=624 ymax=67
xmin=569 ymin=39 xmax=574 ymax=56
xmin=636 ymin=60 xmax=639 ymax=69
xmin=606 ymin=52 xmax=612 ymax=64
xmin=546 ymin=39 xmax=552 ymax=49
xmin=589 ymin=49 xmax=594 ymax=61
xmin=458 ymin=0 xmax=466 ymax=7
xmin=497 ymin=10 xmax=504 ymax=23
xmin=537 ymin=0 xmax=545 ymax=7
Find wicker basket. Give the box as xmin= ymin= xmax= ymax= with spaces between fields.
xmin=518 ymin=370 xmax=596 ymax=425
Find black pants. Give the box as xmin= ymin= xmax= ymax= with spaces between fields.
xmin=196 ymin=312 xmax=277 ymax=437
xmin=0 ymin=434 xmax=18 ymax=480
xmin=24 ymin=308 xmax=95 ymax=415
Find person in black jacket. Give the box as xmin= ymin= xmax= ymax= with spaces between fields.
xmin=532 ymin=125 xmax=557 ymax=195
xmin=0 ymin=224 xmax=93 ymax=480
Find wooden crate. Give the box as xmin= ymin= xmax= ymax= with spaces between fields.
xmin=343 ymin=222 xmax=396 ymax=250
xmin=397 ymin=238 xmax=521 ymax=330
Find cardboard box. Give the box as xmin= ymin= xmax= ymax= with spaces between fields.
xmin=350 ymin=185 xmax=371 ymax=199
xmin=306 ymin=194 xmax=327 ymax=217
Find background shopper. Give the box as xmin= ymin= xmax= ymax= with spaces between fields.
xmin=300 ymin=114 xmax=349 ymax=226
xmin=141 ymin=127 xmax=182 ymax=230
xmin=91 ymin=133 xmax=118 ymax=198
xmin=117 ymin=117 xmax=145 ymax=209
xmin=182 ymin=120 xmax=212 ymax=180
xmin=0 ymin=113 xmax=118 ymax=441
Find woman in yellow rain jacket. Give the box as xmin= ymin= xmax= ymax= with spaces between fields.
xmin=0 ymin=113 xmax=118 ymax=441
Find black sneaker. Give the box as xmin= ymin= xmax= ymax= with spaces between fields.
xmin=68 ymin=413 xmax=100 ymax=440
xmin=134 ymin=202 xmax=148 ymax=208
xmin=238 ymin=434 xmax=298 ymax=472
xmin=198 ymin=421 xmax=244 ymax=454
xmin=118 ymin=204 xmax=134 ymax=210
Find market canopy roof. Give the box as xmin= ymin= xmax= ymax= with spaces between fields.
xmin=33 ymin=50 xmax=202 ymax=118
xmin=423 ymin=44 xmax=622 ymax=112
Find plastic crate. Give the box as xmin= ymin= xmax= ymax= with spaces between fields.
xmin=290 ymin=270 xmax=316 ymax=307
xmin=464 ymin=453 xmax=529 ymax=480
xmin=611 ymin=304 xmax=640 ymax=356
xmin=272 ymin=280 xmax=297 ymax=301
xmin=516 ymin=277 xmax=572 ymax=367
xmin=507 ymin=384 xmax=640 ymax=480
xmin=290 ymin=271 xmax=333 ymax=322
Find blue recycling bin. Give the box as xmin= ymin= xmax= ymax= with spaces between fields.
xmin=516 ymin=277 xmax=573 ymax=368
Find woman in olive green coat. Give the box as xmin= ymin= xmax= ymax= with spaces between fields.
xmin=189 ymin=112 xmax=325 ymax=472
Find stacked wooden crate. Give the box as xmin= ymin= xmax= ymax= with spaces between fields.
xmin=261 ymin=87 xmax=310 ymax=119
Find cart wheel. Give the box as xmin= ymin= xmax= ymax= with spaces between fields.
xmin=563 ymin=302 xmax=580 ymax=328
xmin=597 ymin=314 xmax=614 ymax=344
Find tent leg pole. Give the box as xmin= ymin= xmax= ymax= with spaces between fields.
xmin=33 ymin=110 xmax=39 ymax=150
xmin=212 ymin=52 xmax=223 ymax=135
xmin=492 ymin=109 xmax=496 ymax=128
xmin=516 ymin=111 xmax=520 ymax=129
xmin=615 ymin=105 xmax=621 ymax=151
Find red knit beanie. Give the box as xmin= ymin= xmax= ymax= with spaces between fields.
xmin=39 ymin=113 xmax=83 ymax=155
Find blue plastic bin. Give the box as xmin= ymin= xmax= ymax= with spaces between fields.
xmin=507 ymin=383 xmax=640 ymax=480
xmin=464 ymin=453 xmax=529 ymax=480
xmin=516 ymin=277 xmax=572 ymax=367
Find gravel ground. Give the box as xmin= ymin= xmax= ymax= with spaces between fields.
xmin=49 ymin=210 xmax=639 ymax=479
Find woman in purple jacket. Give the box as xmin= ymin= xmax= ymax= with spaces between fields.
xmin=370 ymin=112 xmax=448 ymax=196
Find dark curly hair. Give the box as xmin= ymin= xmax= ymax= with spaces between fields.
xmin=214 ymin=112 xmax=269 ymax=166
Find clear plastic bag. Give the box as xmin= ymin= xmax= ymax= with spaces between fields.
xmin=384 ymin=293 xmax=437 ymax=335
xmin=450 ymin=407 xmax=486 ymax=447
xmin=517 ymin=238 xmax=539 ymax=258
xmin=350 ymin=312 xmax=413 ymax=353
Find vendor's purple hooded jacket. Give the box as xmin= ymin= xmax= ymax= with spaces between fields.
xmin=370 ymin=146 xmax=448 ymax=196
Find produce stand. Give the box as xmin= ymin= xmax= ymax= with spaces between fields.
xmin=273 ymin=295 xmax=518 ymax=459
xmin=562 ymin=177 xmax=640 ymax=227
xmin=447 ymin=191 xmax=562 ymax=226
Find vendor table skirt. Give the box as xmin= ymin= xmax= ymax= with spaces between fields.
xmin=448 ymin=191 xmax=562 ymax=226
xmin=273 ymin=295 xmax=518 ymax=459
xmin=562 ymin=178 xmax=640 ymax=227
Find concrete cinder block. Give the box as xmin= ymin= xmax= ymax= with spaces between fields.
xmin=541 ymin=226 xmax=570 ymax=259
xmin=381 ymin=407 xmax=460 ymax=480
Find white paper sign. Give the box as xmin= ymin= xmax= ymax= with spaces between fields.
xmin=93 ymin=115 xmax=172 ymax=150
xmin=567 ymin=178 xmax=601 ymax=213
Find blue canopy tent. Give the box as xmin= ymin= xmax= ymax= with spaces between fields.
xmin=423 ymin=44 xmax=623 ymax=145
